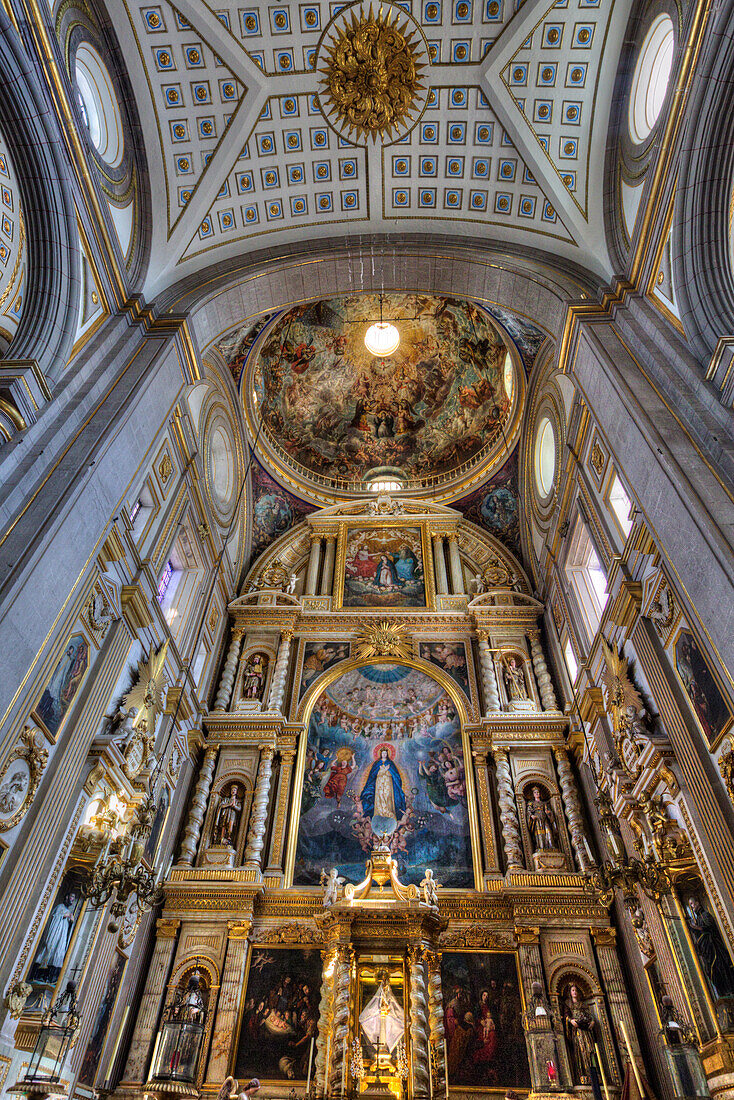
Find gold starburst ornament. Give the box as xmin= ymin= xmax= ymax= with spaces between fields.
xmin=317 ymin=3 xmax=429 ymax=143
xmin=354 ymin=621 xmax=412 ymax=661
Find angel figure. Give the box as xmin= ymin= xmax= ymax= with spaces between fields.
xmin=420 ymin=868 xmax=440 ymax=907
xmin=320 ymin=866 xmax=344 ymax=907
xmin=216 ymin=1077 xmax=261 ymax=1100
xmin=287 ymin=573 xmax=297 ymax=594
xmin=647 ymin=584 xmax=674 ymax=637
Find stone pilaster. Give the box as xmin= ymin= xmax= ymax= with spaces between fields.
xmin=477 ymin=633 xmax=500 ymax=714
xmin=529 ymin=631 xmax=558 ymax=711
xmin=205 ymin=921 xmax=251 ymax=1084
xmin=472 ymin=748 xmax=498 ymax=870
xmin=409 ymin=947 xmax=431 ymax=1100
xmin=554 ymin=747 xmax=591 ymax=871
xmin=244 ymin=746 xmax=275 ymax=868
xmin=266 ymin=747 xmax=297 ymax=871
xmin=117 ymin=918 xmax=180 ymax=1089
xmin=432 ymin=535 xmax=448 ymax=595
xmin=178 ymin=746 xmax=218 ymax=865
xmin=426 ymin=951 xmax=447 ymax=1099
xmin=494 ymin=749 xmax=524 ymax=870
xmin=213 ymin=627 xmax=244 ymax=711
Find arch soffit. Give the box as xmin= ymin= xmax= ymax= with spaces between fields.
xmin=548 ymin=961 xmax=602 ymax=998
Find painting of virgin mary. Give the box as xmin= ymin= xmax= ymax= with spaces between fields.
xmin=360 ymin=744 xmax=406 ymax=831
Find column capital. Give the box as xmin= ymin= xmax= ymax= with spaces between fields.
xmin=527 ymin=628 xmax=541 ymax=642
xmin=493 ymin=747 xmax=509 ymax=762
xmin=476 ymin=629 xmax=489 ymax=643
xmin=591 ymin=926 xmax=616 ymax=947
xmin=259 ymin=743 xmax=276 ymax=759
xmin=156 ymin=918 xmax=180 ymax=938
xmin=447 ymin=532 xmax=459 ymax=544
xmin=309 ymin=531 xmax=323 ymax=545
xmin=228 ymin=920 xmax=252 ymax=939
xmin=553 ymin=745 xmax=569 ymax=762
xmin=323 ymin=533 xmax=337 ymax=543
xmin=280 ymin=628 xmax=294 ymax=643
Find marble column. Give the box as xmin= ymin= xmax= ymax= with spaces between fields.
xmin=447 ymin=533 xmax=464 ymax=595
xmin=477 ymin=632 xmax=501 ymax=713
xmin=432 ymin=535 xmax=448 ymax=595
xmin=529 ymin=631 xmax=558 ymax=711
xmin=554 ymin=747 xmax=591 ymax=871
xmin=244 ymin=746 xmax=275 ymax=868
xmin=205 ymin=921 xmax=251 ymax=1084
xmin=328 ymin=946 xmax=352 ymax=1097
xmin=409 ymin=947 xmax=431 ymax=1100
xmin=266 ymin=629 xmax=293 ymax=711
xmin=178 ymin=746 xmax=218 ymax=865
xmin=306 ymin=534 xmax=322 ymax=595
xmin=321 ymin=535 xmax=337 ymax=596
xmin=494 ymin=749 xmax=524 ymax=870
xmin=472 ymin=748 xmax=498 ymax=870
xmin=315 ymin=948 xmax=336 ymax=1097
xmin=266 ymin=747 xmax=297 ymax=871
xmin=119 ymin=918 xmax=179 ymax=1087
xmin=427 ymin=951 xmax=447 ymax=1099
xmin=213 ymin=627 xmax=243 ymax=711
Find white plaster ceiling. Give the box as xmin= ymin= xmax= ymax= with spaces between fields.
xmin=112 ymin=0 xmax=632 ymax=298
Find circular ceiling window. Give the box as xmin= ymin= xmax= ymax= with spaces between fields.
xmin=534 ymin=416 xmax=556 ymax=497
xmin=628 ymin=14 xmax=675 ymax=143
xmin=75 ymin=44 xmax=124 ymax=167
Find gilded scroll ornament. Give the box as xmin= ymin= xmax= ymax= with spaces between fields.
xmin=318 ymin=4 xmax=428 ymax=143
xmin=0 ymin=725 xmax=49 ymax=831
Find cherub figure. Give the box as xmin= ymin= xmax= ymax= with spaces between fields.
xmin=216 ymin=1077 xmax=261 ymax=1100
xmin=420 ymin=867 xmax=440 ymax=907
xmin=320 ymin=866 xmax=344 ymax=907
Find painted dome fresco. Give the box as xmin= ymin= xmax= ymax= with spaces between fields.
xmin=244 ymin=292 xmax=522 ymax=496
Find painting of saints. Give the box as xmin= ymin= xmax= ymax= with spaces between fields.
xmin=35 ymin=634 xmax=89 ymax=738
xmin=78 ymin=953 xmax=126 ymax=1086
xmin=419 ymin=642 xmax=470 ymax=696
xmin=343 ymin=528 xmax=426 ymax=608
xmin=675 ymin=631 xmax=731 ymax=747
xmin=360 ymin=745 xmax=406 ymax=831
xmin=684 ymin=891 xmax=734 ymax=1000
xmin=28 ymin=871 xmax=85 ymax=993
xmin=300 ymin=642 xmax=350 ymax=698
xmin=323 ymin=748 xmax=355 ymax=807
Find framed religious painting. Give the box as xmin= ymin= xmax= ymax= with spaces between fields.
xmin=234 ymin=946 xmax=322 ymax=1082
xmin=672 ymin=628 xmax=733 ymax=749
xmin=298 ymin=640 xmax=351 ymax=700
xmin=418 ymin=640 xmax=472 ymax=699
xmin=441 ymin=951 xmax=531 ymax=1091
xmin=32 ymin=631 xmax=90 ymax=742
xmin=335 ymin=521 xmax=433 ymax=610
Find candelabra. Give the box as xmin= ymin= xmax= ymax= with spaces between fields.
xmin=582 ymin=789 xmax=671 ymax=907
xmin=81 ymin=790 xmax=163 ymax=930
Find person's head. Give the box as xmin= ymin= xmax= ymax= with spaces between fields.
xmin=569 ymin=984 xmax=580 ymax=1002
xmin=380 ymin=748 xmax=389 ymax=761
xmin=481 ymin=990 xmax=489 ymax=1003
xmin=66 ymin=891 xmax=78 ymax=907
xmin=688 ymin=896 xmax=701 ymax=912
xmin=532 ymin=785 xmax=542 ymax=801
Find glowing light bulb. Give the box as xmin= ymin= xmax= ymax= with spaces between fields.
xmin=364 ymin=321 xmax=400 ymax=357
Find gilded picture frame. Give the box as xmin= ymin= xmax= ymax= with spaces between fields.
xmin=670 ymin=626 xmax=733 ymax=751
xmin=334 ymin=519 xmax=435 ymax=611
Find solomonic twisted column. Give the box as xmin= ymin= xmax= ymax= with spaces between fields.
xmin=244 ymin=746 xmax=275 ymax=868
xmin=427 ymin=951 xmax=447 ymax=1099
xmin=494 ymin=749 xmax=524 ymax=870
xmin=328 ymin=946 xmax=353 ymax=1096
xmin=529 ymin=631 xmax=558 ymax=711
xmin=477 ymin=632 xmax=500 ymax=714
xmin=213 ymin=627 xmax=244 ymax=710
xmin=178 ymin=746 xmax=218 ymax=865
xmin=266 ymin=629 xmax=293 ymax=712
xmin=409 ymin=947 xmax=431 ymax=1100
xmin=554 ymin=747 xmax=592 ymax=871
xmin=315 ymin=948 xmax=336 ymax=1096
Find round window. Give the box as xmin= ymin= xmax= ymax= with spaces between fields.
xmin=628 ymin=14 xmax=675 ymax=143
xmin=75 ymin=44 xmax=124 ymax=167
xmin=534 ymin=416 xmax=556 ymax=497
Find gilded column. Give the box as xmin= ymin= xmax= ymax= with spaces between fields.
xmin=494 ymin=749 xmax=524 ymax=870
xmin=266 ymin=629 xmax=293 ymax=712
xmin=328 ymin=945 xmax=353 ymax=1097
xmin=321 ymin=535 xmax=337 ymax=596
xmin=266 ymin=747 xmax=297 ymax=871
xmin=306 ymin=534 xmax=322 ymax=595
xmin=427 ymin=951 xmax=447 ymax=1099
xmin=205 ymin=921 xmax=251 ymax=1084
xmin=409 ymin=947 xmax=431 ymax=1100
xmin=119 ymin=918 xmax=180 ymax=1087
xmin=554 ymin=747 xmax=591 ymax=871
xmin=529 ymin=631 xmax=558 ymax=711
xmin=447 ymin=533 xmax=464 ymax=595
xmin=315 ymin=947 xmax=337 ymax=1096
xmin=244 ymin=746 xmax=275 ymax=868
xmin=432 ymin=535 xmax=448 ymax=595
xmin=477 ymin=633 xmax=500 ymax=714
xmin=472 ymin=748 xmax=498 ymax=870
xmin=178 ymin=746 xmax=218 ymax=865
xmin=213 ymin=626 xmax=244 ymax=711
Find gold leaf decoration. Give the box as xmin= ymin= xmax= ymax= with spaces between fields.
xmin=354 ymin=620 xmax=412 ymax=661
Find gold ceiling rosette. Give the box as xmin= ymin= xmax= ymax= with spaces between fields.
xmin=317 ymin=2 xmax=429 ymax=143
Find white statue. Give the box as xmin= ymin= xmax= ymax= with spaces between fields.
xmin=320 ymin=866 xmax=344 ymax=907
xmin=420 ymin=868 xmax=440 ymax=907
xmin=469 ymin=572 xmax=486 ymax=596
xmin=287 ymin=573 xmax=297 ymax=594
xmin=217 ymin=1077 xmax=261 ymax=1100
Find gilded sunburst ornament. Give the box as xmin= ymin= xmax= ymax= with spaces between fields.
xmin=317 ymin=3 xmax=429 ymax=143
xmin=355 ymin=621 xmax=412 ymax=661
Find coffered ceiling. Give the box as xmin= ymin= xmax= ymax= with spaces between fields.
xmin=112 ymin=0 xmax=632 ymax=297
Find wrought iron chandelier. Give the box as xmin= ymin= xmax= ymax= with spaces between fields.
xmin=582 ymin=788 xmax=671 ymax=908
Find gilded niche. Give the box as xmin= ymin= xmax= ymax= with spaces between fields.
xmin=318 ymin=5 xmax=427 ymax=142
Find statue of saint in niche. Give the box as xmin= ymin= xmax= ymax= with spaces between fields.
xmin=242 ymin=654 xmax=267 ymax=701
xmin=685 ymin=894 xmax=734 ymax=1000
xmin=213 ymin=783 xmax=244 ymax=848
xmin=503 ymin=656 xmax=528 ymax=702
xmin=526 ymin=786 xmax=559 ymax=852
xmin=562 ymin=982 xmax=595 ymax=1085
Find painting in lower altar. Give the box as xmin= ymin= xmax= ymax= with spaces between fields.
xmin=234 ymin=947 xmax=321 ymax=1081
xmin=674 ymin=630 xmax=732 ymax=747
xmin=441 ymin=952 xmax=530 ymax=1089
xmin=341 ymin=526 xmax=427 ymax=608
xmin=294 ymin=663 xmax=473 ymax=887
xmin=419 ymin=641 xmax=470 ymax=696
xmin=299 ymin=641 xmax=351 ymax=699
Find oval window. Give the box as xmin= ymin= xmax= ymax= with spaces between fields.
xmin=75 ymin=44 xmax=124 ymax=167
xmin=534 ymin=416 xmax=556 ymax=497
xmin=628 ymin=15 xmax=675 ymax=143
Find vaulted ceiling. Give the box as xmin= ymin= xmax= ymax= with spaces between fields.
xmin=112 ymin=0 xmax=633 ymax=297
